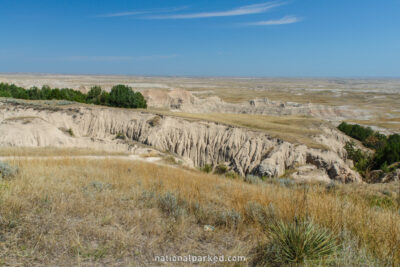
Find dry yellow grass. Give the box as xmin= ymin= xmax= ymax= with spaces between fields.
xmin=0 ymin=150 xmax=399 ymax=265
xmin=0 ymin=147 xmax=128 ymax=157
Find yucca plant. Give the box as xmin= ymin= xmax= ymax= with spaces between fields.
xmin=267 ymin=220 xmax=338 ymax=265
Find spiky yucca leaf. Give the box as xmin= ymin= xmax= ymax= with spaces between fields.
xmin=268 ymin=220 xmax=338 ymax=264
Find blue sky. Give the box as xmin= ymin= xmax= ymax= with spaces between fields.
xmin=1 ymin=0 xmax=399 ymax=77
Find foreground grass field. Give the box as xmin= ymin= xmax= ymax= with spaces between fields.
xmin=0 ymin=148 xmax=399 ymax=266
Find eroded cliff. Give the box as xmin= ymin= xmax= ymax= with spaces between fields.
xmin=0 ymin=100 xmax=362 ymax=182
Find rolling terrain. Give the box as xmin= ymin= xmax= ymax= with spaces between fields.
xmin=0 ymin=74 xmax=399 ymax=266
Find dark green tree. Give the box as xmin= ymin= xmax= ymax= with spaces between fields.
xmin=374 ymin=134 xmax=400 ymax=169
xmin=99 ymin=91 xmax=110 ymax=106
xmin=27 ymin=87 xmax=40 ymax=99
xmin=109 ymin=84 xmax=147 ymax=108
xmin=40 ymin=85 xmax=52 ymax=99
xmin=0 ymin=82 xmax=146 ymax=109
xmin=87 ymin=86 xmax=102 ymax=104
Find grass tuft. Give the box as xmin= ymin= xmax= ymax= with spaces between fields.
xmin=245 ymin=202 xmax=276 ymax=226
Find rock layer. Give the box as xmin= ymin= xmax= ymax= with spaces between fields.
xmin=0 ymin=100 xmax=362 ymax=183
xmin=143 ymin=89 xmax=371 ymax=122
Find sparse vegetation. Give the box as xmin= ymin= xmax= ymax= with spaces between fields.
xmin=201 ymin=163 xmax=213 ymax=173
xmin=115 ymin=132 xmax=125 ymax=140
xmin=225 ymin=170 xmax=239 ymax=179
xmin=214 ymin=163 xmax=228 ymax=175
xmin=67 ymin=128 xmax=74 ymax=137
xmin=147 ymin=115 xmax=161 ymax=127
xmin=163 ymin=155 xmax=177 ymax=164
xmin=0 ymin=148 xmax=398 ymax=265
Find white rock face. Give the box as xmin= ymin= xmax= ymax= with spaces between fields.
xmin=0 ymin=100 xmax=362 ymax=183
xmin=291 ymin=165 xmax=331 ymax=183
xmin=143 ymin=89 xmax=371 ymax=122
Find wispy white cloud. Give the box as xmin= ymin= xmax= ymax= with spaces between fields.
xmin=59 ymin=55 xmax=178 ymax=62
xmin=99 ymin=11 xmax=146 ymax=18
xmin=98 ymin=7 xmax=187 ymax=18
xmin=245 ymin=15 xmax=301 ymax=26
xmin=147 ymin=2 xmax=284 ymax=19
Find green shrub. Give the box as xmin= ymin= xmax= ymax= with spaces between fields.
xmin=148 ymin=115 xmax=161 ymax=127
xmin=374 ymin=134 xmax=400 ymax=170
xmin=262 ymin=220 xmax=338 ymax=265
xmin=0 ymin=161 xmax=18 ymax=180
xmin=86 ymin=86 xmax=102 ymax=104
xmin=338 ymin=122 xmax=374 ymax=143
xmin=0 ymin=90 xmax=11 ymax=97
xmin=225 ymin=170 xmax=239 ymax=179
xmin=344 ymin=141 xmax=373 ymax=175
xmin=158 ymin=192 xmax=186 ymax=219
xmin=201 ymin=164 xmax=213 ymax=173
xmin=366 ymin=195 xmax=395 ymax=209
xmin=338 ymin=122 xmax=400 ymax=174
xmin=99 ymin=91 xmax=110 ymax=105
xmin=115 ymin=132 xmax=125 ymax=140
xmin=364 ymin=133 xmax=387 ymax=151
xmin=214 ymin=163 xmax=228 ymax=175
xmin=67 ymin=128 xmax=74 ymax=137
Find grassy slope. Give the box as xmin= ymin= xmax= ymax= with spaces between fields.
xmin=0 ymin=149 xmax=399 ymax=265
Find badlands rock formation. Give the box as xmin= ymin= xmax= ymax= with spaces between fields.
xmin=0 ymin=99 xmax=361 ymax=183
xmin=142 ymin=89 xmax=371 ymax=122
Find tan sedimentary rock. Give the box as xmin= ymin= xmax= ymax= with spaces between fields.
xmin=0 ymin=100 xmax=362 ymax=182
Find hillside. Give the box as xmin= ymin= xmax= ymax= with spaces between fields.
xmin=0 ymin=148 xmax=398 ymax=265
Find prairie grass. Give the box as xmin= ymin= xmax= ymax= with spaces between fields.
xmin=0 ymin=147 xmax=129 ymax=157
xmin=0 ymin=153 xmax=399 ymax=265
